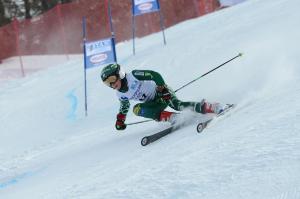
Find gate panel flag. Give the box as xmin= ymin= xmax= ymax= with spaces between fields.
xmin=131 ymin=0 xmax=166 ymax=55
xmin=84 ymin=37 xmax=116 ymax=69
xmin=133 ymin=0 xmax=159 ymax=16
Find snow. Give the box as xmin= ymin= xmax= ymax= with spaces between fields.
xmin=1 ymin=0 xmax=300 ymax=198
xmin=219 ymin=0 xmax=247 ymax=6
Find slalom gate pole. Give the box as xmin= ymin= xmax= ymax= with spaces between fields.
xmin=127 ymin=53 xmax=243 ymax=126
xmin=82 ymin=17 xmax=88 ymax=117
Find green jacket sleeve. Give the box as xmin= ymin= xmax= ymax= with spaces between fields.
xmin=132 ymin=70 xmax=165 ymax=86
xmin=119 ymin=99 xmax=130 ymax=115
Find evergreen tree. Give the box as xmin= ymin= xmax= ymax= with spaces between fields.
xmin=0 ymin=0 xmax=15 ymax=26
xmin=0 ymin=0 xmax=80 ymax=27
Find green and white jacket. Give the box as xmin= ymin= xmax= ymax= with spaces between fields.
xmin=116 ymin=70 xmax=166 ymax=115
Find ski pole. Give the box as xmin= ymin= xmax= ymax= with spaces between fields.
xmin=174 ymin=53 xmax=243 ymax=92
xmin=127 ymin=119 xmax=153 ymax=126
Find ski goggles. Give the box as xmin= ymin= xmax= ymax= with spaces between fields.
xmin=103 ymin=75 xmax=118 ymax=88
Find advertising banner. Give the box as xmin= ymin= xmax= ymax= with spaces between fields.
xmin=132 ymin=0 xmax=159 ymax=16
xmin=84 ymin=38 xmax=116 ymax=69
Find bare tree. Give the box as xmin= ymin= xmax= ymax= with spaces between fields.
xmin=23 ymin=0 xmax=31 ymax=19
xmin=61 ymin=0 xmax=73 ymax=3
xmin=40 ymin=0 xmax=49 ymax=11
xmin=0 ymin=0 xmax=9 ymax=24
xmin=0 ymin=0 xmax=15 ymax=26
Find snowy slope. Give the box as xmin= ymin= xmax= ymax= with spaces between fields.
xmin=1 ymin=0 xmax=300 ymax=198
xmin=220 ymin=0 xmax=247 ymax=6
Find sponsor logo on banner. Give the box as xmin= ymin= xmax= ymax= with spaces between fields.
xmin=90 ymin=53 xmax=107 ymax=64
xmin=84 ymin=37 xmax=116 ymax=69
xmin=135 ymin=0 xmax=155 ymax=5
xmin=138 ymin=3 xmax=153 ymax=11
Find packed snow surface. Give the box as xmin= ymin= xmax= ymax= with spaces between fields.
xmin=1 ymin=0 xmax=300 ymax=198
xmin=220 ymin=0 xmax=247 ymax=6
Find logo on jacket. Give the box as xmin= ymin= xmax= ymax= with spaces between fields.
xmin=120 ymin=96 xmax=128 ymax=101
xmin=130 ymin=80 xmax=139 ymax=90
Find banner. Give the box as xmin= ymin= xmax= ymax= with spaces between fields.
xmin=132 ymin=0 xmax=159 ymax=16
xmin=84 ymin=37 xmax=116 ymax=69
xmin=82 ymin=13 xmax=117 ymax=117
xmin=131 ymin=0 xmax=166 ymax=55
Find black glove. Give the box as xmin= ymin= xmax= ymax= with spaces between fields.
xmin=115 ymin=113 xmax=127 ymax=130
xmin=156 ymin=85 xmax=171 ymax=101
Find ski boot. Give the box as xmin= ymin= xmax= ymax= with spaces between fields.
xmin=200 ymin=100 xmax=227 ymax=114
xmin=159 ymin=111 xmax=177 ymax=124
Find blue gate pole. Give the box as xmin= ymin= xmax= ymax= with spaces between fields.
xmin=157 ymin=0 xmax=166 ymax=45
xmin=107 ymin=0 xmax=117 ymax=62
xmin=82 ymin=17 xmax=88 ymax=117
xmin=131 ymin=0 xmax=136 ymax=55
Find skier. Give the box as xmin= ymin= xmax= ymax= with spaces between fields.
xmin=101 ymin=63 xmax=226 ymax=130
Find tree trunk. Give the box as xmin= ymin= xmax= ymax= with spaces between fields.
xmin=61 ymin=0 xmax=72 ymax=4
xmin=41 ymin=0 xmax=49 ymax=11
xmin=0 ymin=0 xmax=6 ymax=21
xmin=0 ymin=0 xmax=11 ymax=26
xmin=24 ymin=0 xmax=31 ymax=19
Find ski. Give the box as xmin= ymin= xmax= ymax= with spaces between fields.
xmin=196 ymin=104 xmax=235 ymax=133
xmin=141 ymin=125 xmax=179 ymax=146
xmin=141 ymin=104 xmax=236 ymax=146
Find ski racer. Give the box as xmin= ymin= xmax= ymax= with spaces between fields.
xmin=100 ymin=63 xmax=226 ymax=130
